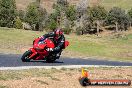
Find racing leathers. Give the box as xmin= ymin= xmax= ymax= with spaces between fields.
xmin=42 ymin=32 xmax=65 ymax=53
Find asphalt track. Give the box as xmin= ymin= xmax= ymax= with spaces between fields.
xmin=0 ymin=53 xmax=132 ymax=67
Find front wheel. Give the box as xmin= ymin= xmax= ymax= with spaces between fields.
xmin=21 ymin=50 xmax=32 ymax=62
xmin=46 ymin=54 xmax=56 ymax=63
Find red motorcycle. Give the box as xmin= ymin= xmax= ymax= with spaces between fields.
xmin=21 ymin=37 xmax=69 ymax=63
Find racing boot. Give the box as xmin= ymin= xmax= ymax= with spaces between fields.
xmin=56 ymin=50 xmax=62 ymax=59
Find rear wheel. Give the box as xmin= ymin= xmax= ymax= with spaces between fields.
xmin=21 ymin=50 xmax=32 ymax=62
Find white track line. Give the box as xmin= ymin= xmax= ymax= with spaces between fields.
xmin=0 ymin=65 xmax=131 ymax=70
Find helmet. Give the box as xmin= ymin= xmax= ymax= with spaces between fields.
xmin=54 ymin=28 xmax=63 ymax=39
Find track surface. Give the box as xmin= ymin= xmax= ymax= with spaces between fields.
xmin=0 ymin=53 xmax=132 ymax=67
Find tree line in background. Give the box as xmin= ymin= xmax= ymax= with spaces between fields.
xmin=0 ymin=0 xmax=132 ymax=35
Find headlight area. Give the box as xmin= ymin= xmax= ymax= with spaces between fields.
xmin=35 ymin=47 xmax=41 ymax=50
xmin=38 ymin=41 xmax=45 ymax=44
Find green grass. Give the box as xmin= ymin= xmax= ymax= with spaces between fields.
xmin=67 ymin=33 xmax=132 ymax=61
xmin=0 ymin=27 xmax=132 ymax=61
xmin=0 ymin=27 xmax=44 ymax=54
xmin=0 ymin=85 xmax=8 ymax=88
xmin=99 ymin=0 xmax=132 ymax=11
xmin=0 ymin=68 xmax=60 ymax=81
xmin=0 ymin=68 xmax=61 ymax=82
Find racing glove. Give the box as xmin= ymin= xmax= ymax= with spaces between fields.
xmin=39 ymin=36 xmax=46 ymax=41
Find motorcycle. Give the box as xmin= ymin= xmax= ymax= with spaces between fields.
xmin=21 ymin=37 xmax=69 ymax=63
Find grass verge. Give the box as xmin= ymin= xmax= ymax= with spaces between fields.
xmin=0 ymin=67 xmax=131 ymax=88
xmin=0 ymin=27 xmax=132 ymax=61
xmin=0 ymin=68 xmax=61 ymax=81
xmin=99 ymin=0 xmax=132 ymax=11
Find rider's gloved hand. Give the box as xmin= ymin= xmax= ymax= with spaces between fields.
xmin=39 ymin=36 xmax=45 ymax=41
xmin=46 ymin=48 xmax=53 ymax=52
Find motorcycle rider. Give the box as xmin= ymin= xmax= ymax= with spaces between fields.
xmin=40 ymin=28 xmax=65 ymax=58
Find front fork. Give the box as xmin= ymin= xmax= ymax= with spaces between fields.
xmin=29 ymin=48 xmax=48 ymax=60
xmin=29 ymin=48 xmax=38 ymax=59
